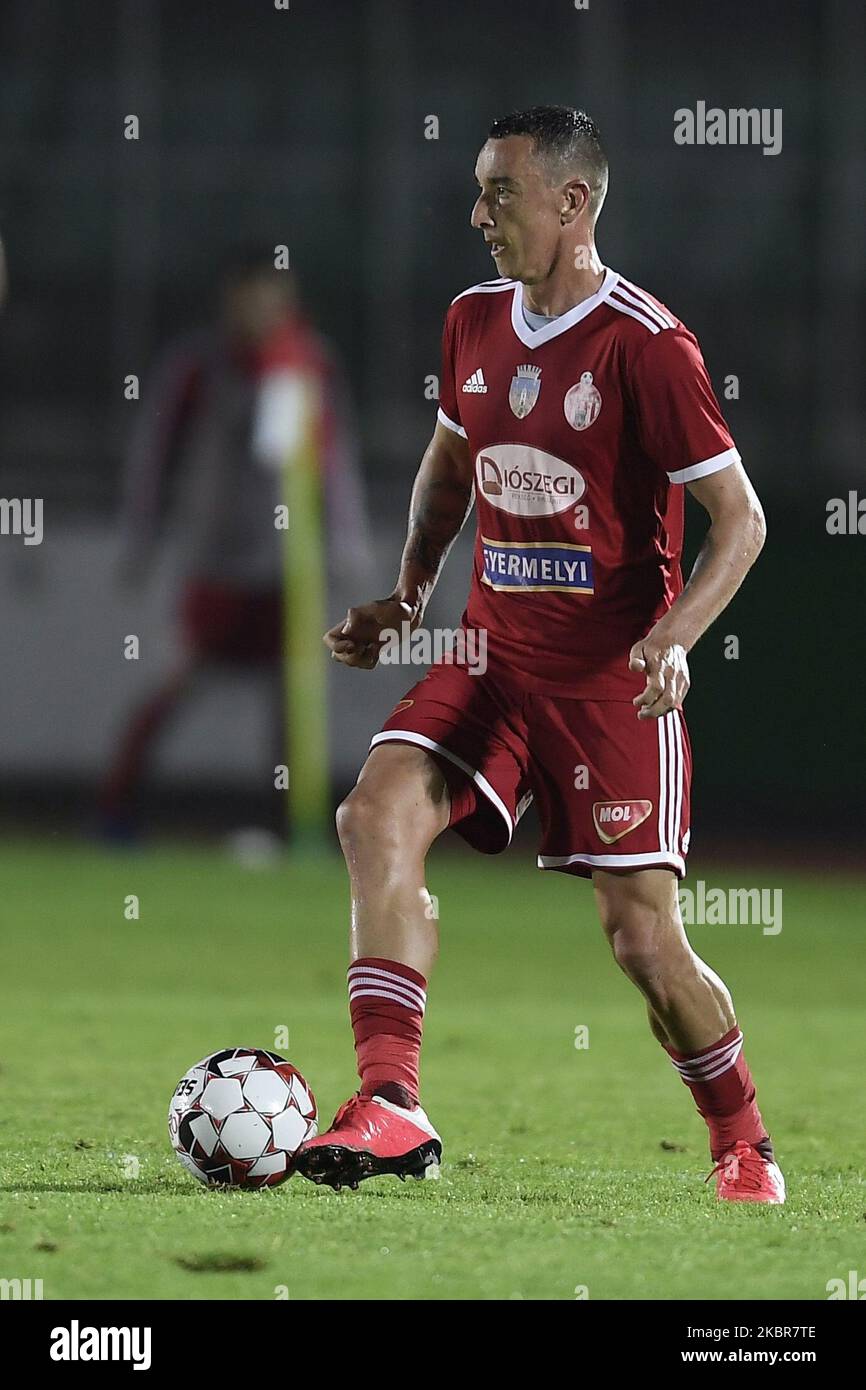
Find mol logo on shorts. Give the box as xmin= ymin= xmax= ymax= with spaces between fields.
xmin=593 ymin=800 xmax=653 ymax=843
xmin=476 ymin=444 xmax=586 ymax=517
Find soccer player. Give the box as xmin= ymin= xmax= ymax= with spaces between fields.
xmin=302 ymin=107 xmax=784 ymax=1203
xmin=99 ymin=251 xmax=370 ymax=837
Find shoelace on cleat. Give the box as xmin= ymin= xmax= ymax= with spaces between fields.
xmin=328 ymin=1093 xmax=366 ymax=1132
xmin=705 ymin=1145 xmax=767 ymax=1191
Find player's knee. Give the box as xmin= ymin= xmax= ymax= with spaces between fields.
xmin=335 ymin=781 xmax=419 ymax=864
xmin=600 ymin=898 xmax=693 ymax=1000
xmin=607 ymin=920 xmax=663 ymax=987
xmin=335 ymin=785 xmax=386 ymax=855
xmin=337 ymin=746 xmax=449 ymax=866
xmin=596 ymin=889 xmax=666 ymax=985
xmin=595 ymin=873 xmax=683 ymax=980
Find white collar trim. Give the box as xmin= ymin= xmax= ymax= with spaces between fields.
xmin=510 ymin=267 xmax=619 ymax=348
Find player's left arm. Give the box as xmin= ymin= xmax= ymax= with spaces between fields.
xmin=630 ymin=460 xmax=766 ymax=719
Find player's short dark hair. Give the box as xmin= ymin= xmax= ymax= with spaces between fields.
xmin=487 ymin=105 xmax=608 ymax=219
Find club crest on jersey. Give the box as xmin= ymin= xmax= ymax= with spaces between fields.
xmin=508 ymin=364 xmax=541 ymax=419
xmin=592 ymin=800 xmax=653 ymax=844
xmin=564 ymin=371 xmax=602 ymax=431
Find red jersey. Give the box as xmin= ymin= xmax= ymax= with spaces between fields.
xmin=437 ymin=268 xmax=740 ymax=697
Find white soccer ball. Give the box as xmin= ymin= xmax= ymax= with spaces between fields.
xmin=168 ymin=1047 xmax=317 ymax=1188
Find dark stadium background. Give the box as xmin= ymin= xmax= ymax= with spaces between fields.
xmin=0 ymin=0 xmax=863 ymax=857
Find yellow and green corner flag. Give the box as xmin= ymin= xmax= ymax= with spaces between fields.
xmin=277 ymin=374 xmax=329 ymax=846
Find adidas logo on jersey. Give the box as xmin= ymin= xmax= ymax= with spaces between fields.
xmin=462 ymin=369 xmax=487 ymax=394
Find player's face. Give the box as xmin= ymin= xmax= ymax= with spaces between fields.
xmin=471 ymin=136 xmax=563 ymax=284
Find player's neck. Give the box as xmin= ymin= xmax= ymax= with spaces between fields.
xmin=521 ymin=245 xmax=605 ymax=319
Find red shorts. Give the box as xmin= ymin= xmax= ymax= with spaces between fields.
xmin=181 ymin=581 xmax=282 ymax=665
xmin=372 ymin=661 xmax=691 ymax=879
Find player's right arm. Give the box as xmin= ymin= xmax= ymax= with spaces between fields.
xmin=324 ymin=419 xmax=474 ymax=669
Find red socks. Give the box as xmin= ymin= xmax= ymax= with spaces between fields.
xmin=665 ymin=1026 xmax=772 ymax=1161
xmin=348 ymin=957 xmax=427 ymax=1108
xmin=347 ymin=962 xmax=770 ymax=1161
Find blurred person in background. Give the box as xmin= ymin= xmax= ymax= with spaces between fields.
xmin=99 ymin=249 xmax=372 ymax=839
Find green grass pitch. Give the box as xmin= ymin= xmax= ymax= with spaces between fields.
xmin=1 ymin=839 xmax=863 ymax=1301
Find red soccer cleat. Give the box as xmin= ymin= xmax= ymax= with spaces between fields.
xmin=707 ymin=1139 xmax=786 ymax=1204
xmin=295 ymin=1092 xmax=442 ymax=1190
